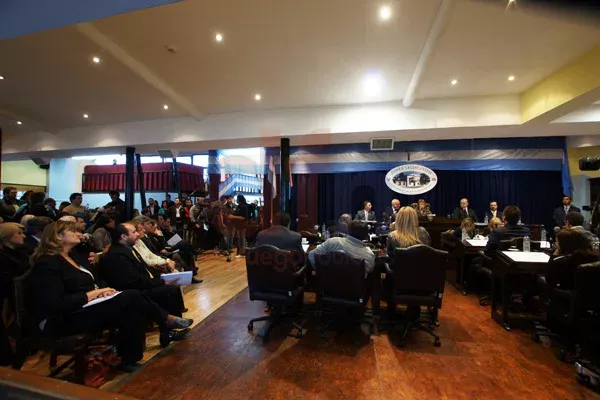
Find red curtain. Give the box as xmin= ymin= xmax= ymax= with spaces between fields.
xmin=296 ymin=174 xmax=318 ymax=231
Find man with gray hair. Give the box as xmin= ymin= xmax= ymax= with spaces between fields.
xmin=333 ymin=213 xmax=352 ymax=236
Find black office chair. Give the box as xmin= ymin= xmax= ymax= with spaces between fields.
xmin=440 ymin=231 xmax=466 ymax=293
xmin=11 ymin=269 xmax=93 ymax=384
xmin=245 ymin=245 xmax=307 ymax=342
xmin=534 ymin=261 xmax=600 ymax=362
xmin=471 ymin=251 xmax=494 ymax=306
xmin=385 ymin=245 xmax=448 ymax=347
xmin=313 ymin=251 xmax=370 ymax=339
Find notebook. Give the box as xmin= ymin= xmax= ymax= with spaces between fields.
xmin=83 ymin=291 xmax=122 ymax=308
xmin=161 ymin=271 xmax=193 ymax=286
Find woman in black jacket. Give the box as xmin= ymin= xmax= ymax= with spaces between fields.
xmin=0 ymin=222 xmax=29 ymax=365
xmin=29 ymin=221 xmax=192 ymax=367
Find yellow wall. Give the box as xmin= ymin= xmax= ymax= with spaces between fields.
xmin=1 ymin=160 xmax=48 ymax=187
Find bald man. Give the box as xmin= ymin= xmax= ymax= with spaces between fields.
xmin=383 ymin=199 xmax=401 ymax=224
xmin=452 ymin=198 xmax=477 ymax=221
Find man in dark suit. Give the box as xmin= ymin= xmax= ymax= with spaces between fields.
xmin=355 ymin=201 xmax=376 ymax=222
xmin=452 ymin=198 xmax=477 ymax=221
xmin=485 ymin=205 xmax=530 ymax=255
xmin=147 ymin=198 xmax=160 ymax=218
xmin=256 ymin=213 xmax=305 ymax=261
xmin=553 ymin=195 xmax=581 ymax=227
xmin=484 ymin=201 xmax=502 ymax=221
xmin=383 ymin=199 xmax=401 ymax=224
xmin=24 ymin=216 xmax=53 ymax=255
xmin=100 ymin=223 xmax=190 ymax=320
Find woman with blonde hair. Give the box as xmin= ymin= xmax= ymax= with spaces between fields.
xmin=453 ymin=217 xmax=476 ymax=240
xmin=29 ymin=220 xmax=191 ymax=368
xmin=387 ymin=207 xmax=431 ymax=256
xmin=483 ymin=217 xmax=502 ymax=236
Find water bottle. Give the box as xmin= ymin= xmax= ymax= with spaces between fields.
xmin=540 ymin=227 xmax=547 ymax=243
xmin=461 ymin=228 xmax=469 ymax=241
xmin=325 ymin=228 xmax=330 ymax=240
xmin=523 ymin=235 xmax=531 ymax=252
xmin=484 ymin=215 xmax=488 ymax=224
xmin=518 ymin=217 xmax=522 ymax=225
xmin=592 ymin=235 xmax=600 ymax=252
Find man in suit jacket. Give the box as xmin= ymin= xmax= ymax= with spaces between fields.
xmin=256 ymin=213 xmax=305 ymax=264
xmin=355 ymin=201 xmax=376 ymax=222
xmin=452 ymin=198 xmax=477 ymax=221
xmin=100 ymin=223 xmax=186 ymax=318
xmin=147 ymin=198 xmax=160 ymax=218
xmin=484 ymin=201 xmax=503 ymax=221
xmin=383 ymin=199 xmax=401 ymax=224
xmin=485 ymin=205 xmax=530 ymax=255
xmin=553 ymin=195 xmax=581 ymax=227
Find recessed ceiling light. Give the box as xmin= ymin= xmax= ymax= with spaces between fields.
xmin=16 ymin=121 xmax=22 ymax=125
xmin=0 ymin=75 xmax=4 ymax=80
xmin=379 ymin=5 xmax=392 ymax=21
xmin=450 ymin=79 xmax=458 ymax=86
xmin=254 ymin=94 xmax=262 ymax=101
xmin=92 ymin=56 xmax=101 ymax=64
xmin=363 ymin=73 xmax=385 ymax=96
xmin=83 ymin=113 xmax=89 ymax=119
xmin=215 ymin=33 xmax=223 ymax=42
xmin=163 ymin=104 xmax=169 ymax=110
xmin=508 ymin=75 xmax=515 ymax=81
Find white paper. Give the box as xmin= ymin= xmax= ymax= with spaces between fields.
xmin=302 ymin=244 xmax=309 ymax=252
xmin=466 ymin=239 xmax=488 ymax=247
xmin=83 ymin=291 xmax=122 ymax=308
xmin=539 ymin=241 xmax=550 ymax=249
xmin=161 ymin=271 xmax=193 ymax=286
xmin=167 ymin=234 xmax=183 ymax=247
xmin=502 ymin=251 xmax=550 ymax=263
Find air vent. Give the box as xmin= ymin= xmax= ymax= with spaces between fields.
xmin=370 ymin=138 xmax=394 ymax=151
xmin=156 ymin=150 xmax=178 ymax=159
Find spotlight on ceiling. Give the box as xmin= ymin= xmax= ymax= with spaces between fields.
xmin=16 ymin=121 xmax=22 ymax=125
xmin=83 ymin=113 xmax=89 ymax=119
xmin=163 ymin=104 xmax=169 ymax=110
xmin=254 ymin=93 xmax=262 ymax=101
xmin=363 ymin=73 xmax=385 ymax=96
xmin=508 ymin=75 xmax=515 ymax=81
xmin=92 ymin=56 xmax=101 ymax=64
xmin=379 ymin=5 xmax=392 ymax=21
xmin=215 ymin=33 xmax=223 ymax=42
xmin=0 ymin=75 xmax=4 ymax=80
xmin=450 ymin=79 xmax=458 ymax=86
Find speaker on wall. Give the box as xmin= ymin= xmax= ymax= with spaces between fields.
xmin=30 ymin=157 xmax=50 ymax=169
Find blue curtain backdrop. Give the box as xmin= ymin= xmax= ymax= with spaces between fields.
xmin=317 ymin=170 xmax=563 ymax=230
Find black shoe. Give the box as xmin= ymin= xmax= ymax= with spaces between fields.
xmin=181 ymin=307 xmax=189 ymax=313
xmin=191 ymin=278 xmax=203 ymax=284
xmin=160 ymin=328 xmax=191 ymax=347
xmin=119 ymin=362 xmax=143 ymax=373
xmin=166 ymin=316 xmax=194 ymax=330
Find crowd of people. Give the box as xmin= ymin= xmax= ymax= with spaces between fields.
xmin=0 ymin=187 xmax=214 ymax=371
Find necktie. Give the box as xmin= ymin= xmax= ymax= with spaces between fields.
xmin=565 ymin=206 xmax=569 ymax=214
xmin=464 ymin=208 xmax=468 ymax=217
xmin=132 ymin=248 xmax=154 ymax=278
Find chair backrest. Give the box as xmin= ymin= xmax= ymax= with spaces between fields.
xmin=575 ymin=261 xmax=600 ymax=310
xmin=391 ymin=245 xmax=448 ymax=294
xmin=440 ymin=231 xmax=464 ymax=259
xmin=245 ymin=245 xmax=297 ymax=294
xmin=313 ymin=250 xmax=366 ymax=300
xmin=498 ymin=239 xmax=516 ymax=251
xmin=13 ymin=268 xmax=38 ymax=339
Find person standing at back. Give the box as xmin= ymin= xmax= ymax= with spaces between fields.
xmin=553 ymin=195 xmax=581 ymax=228
xmin=63 ymin=193 xmax=85 ymax=215
xmin=0 ymin=187 xmax=19 ymax=222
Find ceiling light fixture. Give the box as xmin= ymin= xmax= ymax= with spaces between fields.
xmin=0 ymin=75 xmax=4 ymax=80
xmin=92 ymin=56 xmax=101 ymax=64
xmin=163 ymin=104 xmax=169 ymax=110
xmin=450 ymin=79 xmax=458 ymax=86
xmin=254 ymin=94 xmax=262 ymax=101
xmin=83 ymin=113 xmax=89 ymax=119
xmin=215 ymin=33 xmax=223 ymax=42
xmin=363 ymin=73 xmax=385 ymax=96
xmin=508 ymin=75 xmax=515 ymax=81
xmin=16 ymin=121 xmax=22 ymax=125
xmin=379 ymin=5 xmax=392 ymax=21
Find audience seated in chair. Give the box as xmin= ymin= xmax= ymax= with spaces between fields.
xmin=484 ymin=205 xmax=529 ymax=255
xmin=331 ymin=214 xmax=352 ymax=236
xmin=0 ymin=223 xmax=29 ymax=365
xmin=387 ymin=207 xmax=431 ymax=258
xmin=452 ymin=217 xmax=476 ymax=240
xmin=482 ymin=217 xmax=503 ymax=237
xmin=256 ymin=213 xmax=305 ymax=261
xmin=564 ymin=212 xmax=595 ymax=242
xmin=547 ymin=229 xmax=600 ymax=291
xmin=100 ymin=223 xmax=193 ymax=335
xmin=308 ymin=221 xmax=375 ymax=278
xmin=24 ymin=216 xmax=54 ymax=255
xmin=28 ymin=221 xmax=192 ymax=369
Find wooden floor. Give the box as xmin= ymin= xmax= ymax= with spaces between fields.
xmin=20 ymin=252 xmax=249 ymax=390
xmin=113 ymin=278 xmax=600 ymax=400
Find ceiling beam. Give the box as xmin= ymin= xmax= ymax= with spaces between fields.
xmin=75 ymin=22 xmax=204 ymax=120
xmin=402 ymin=0 xmax=455 ymax=108
xmin=521 ymin=44 xmax=600 ymax=124
xmin=0 ymin=106 xmax=58 ymax=135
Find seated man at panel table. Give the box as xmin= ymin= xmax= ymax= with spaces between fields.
xmin=452 ymin=198 xmax=477 ymax=221
xmin=484 ymin=205 xmax=529 ymax=255
xmin=354 ymin=201 xmax=376 ymax=222
xmin=484 ymin=201 xmax=502 ymax=221
xmin=564 ymin=211 xmax=595 ymax=242
xmin=553 ymin=195 xmax=581 ymax=228
xmin=383 ymin=199 xmax=401 ymax=224
xmin=308 ymin=220 xmax=375 ymax=279
xmin=256 ymin=212 xmax=305 ymax=259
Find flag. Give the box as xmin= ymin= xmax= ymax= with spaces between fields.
xmin=268 ymin=155 xmax=277 ymax=199
xmin=561 ymin=147 xmax=573 ymax=197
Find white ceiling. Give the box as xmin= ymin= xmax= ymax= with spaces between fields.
xmin=0 ymin=0 xmax=599 ymax=151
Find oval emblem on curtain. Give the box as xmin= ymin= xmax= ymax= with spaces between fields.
xmin=385 ymin=164 xmax=438 ymax=195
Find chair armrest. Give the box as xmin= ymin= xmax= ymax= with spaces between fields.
xmin=293 ymin=265 xmax=307 ymax=278
xmin=382 ymin=263 xmax=393 ymax=274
